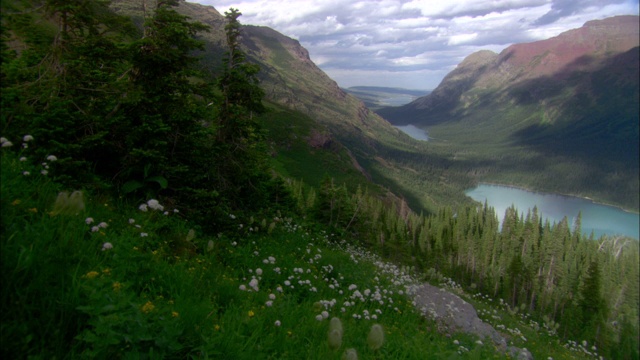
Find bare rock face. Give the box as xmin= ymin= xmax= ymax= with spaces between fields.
xmin=411 ymin=283 xmax=533 ymax=360
xmin=307 ymin=129 xmax=332 ymax=149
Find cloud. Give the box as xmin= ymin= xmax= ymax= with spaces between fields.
xmin=192 ymin=0 xmax=639 ymax=89
xmin=533 ymin=0 xmax=632 ymax=25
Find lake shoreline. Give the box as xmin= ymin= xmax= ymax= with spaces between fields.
xmin=470 ymin=181 xmax=640 ymax=215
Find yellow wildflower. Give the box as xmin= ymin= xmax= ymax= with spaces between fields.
xmin=214 ymin=324 xmax=221 ymax=331
xmin=248 ymin=310 xmax=255 ymax=318
xmin=84 ymin=271 xmax=99 ymax=279
xmin=172 ymin=311 xmax=179 ymax=318
xmin=11 ymin=199 xmax=21 ymax=205
xmin=102 ymin=268 xmax=111 ymax=275
xmin=28 ymin=208 xmax=38 ymax=213
xmin=112 ymin=282 xmax=122 ymax=292
xmin=141 ymin=301 xmax=155 ymax=313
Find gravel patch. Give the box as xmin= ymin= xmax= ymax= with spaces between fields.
xmin=409 ymin=282 xmax=533 ymax=360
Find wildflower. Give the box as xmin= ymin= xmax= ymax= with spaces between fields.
xmin=342 ymin=348 xmax=358 ymax=360
xmin=46 ymin=155 xmax=57 ymax=162
xmin=147 ymin=199 xmax=164 ymax=211
xmin=265 ymin=301 xmax=273 ymax=307
xmin=41 ymin=169 xmax=48 ymax=175
xmin=256 ymin=268 xmax=263 ymax=276
xmin=85 ymin=217 xmax=94 ymax=224
xmin=112 ymin=282 xmax=122 ymax=292
xmin=322 ymin=311 xmax=329 ymax=319
xmin=274 ymin=320 xmax=281 ymax=327
xmin=101 ymin=242 xmax=113 ymax=251
xmin=239 ymin=284 xmax=247 ymax=291
xmin=269 ymin=293 xmax=276 ymax=300
xmin=173 ymin=209 xmax=179 ymax=213
xmin=98 ymin=222 xmax=108 ymax=229
xmin=1 ymin=141 xmax=13 ymax=148
xmin=139 ymin=203 xmax=148 ymax=212
xmin=91 ymin=226 xmax=100 ymax=232
xmin=22 ymin=171 xmax=30 ymax=176
xmin=172 ymin=311 xmax=179 ymax=318
xmin=249 ymin=278 xmax=259 ymax=291
xmin=328 ymin=317 xmax=344 ymax=349
xmin=84 ymin=271 xmax=99 ymax=279
xmin=19 ymin=156 xmax=27 ymax=162
xmin=248 ymin=310 xmax=255 ymax=318
xmin=229 ymin=214 xmax=236 ymax=219
xmin=315 ymin=314 xmax=324 ymax=321
xmin=0 ymin=137 xmax=7 ymax=144
xmin=141 ymin=301 xmax=155 ymax=313
xmin=140 ymin=233 xmax=148 ymax=237
xmin=367 ymin=324 xmax=385 ymax=350
xmin=128 ymin=218 xmax=135 ymax=224
xmin=23 ymin=135 xmax=33 ymax=142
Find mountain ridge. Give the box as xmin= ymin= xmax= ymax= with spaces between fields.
xmin=376 ymin=15 xmax=639 ymax=210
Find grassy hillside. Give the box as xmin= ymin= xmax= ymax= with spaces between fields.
xmin=3 ymin=136 xmax=627 ymax=359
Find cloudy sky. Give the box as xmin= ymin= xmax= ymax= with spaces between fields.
xmin=191 ymin=0 xmax=639 ymax=89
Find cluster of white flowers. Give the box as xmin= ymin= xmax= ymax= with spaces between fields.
xmin=1 ymin=136 xmax=13 ymax=148
xmin=86 ymin=218 xmax=109 ymax=233
xmin=564 ymin=340 xmax=601 ymax=358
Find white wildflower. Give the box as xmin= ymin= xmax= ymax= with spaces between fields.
xmin=23 ymin=135 xmax=34 ymax=142
xmin=139 ymin=204 xmax=148 ymax=212
xmin=98 ymin=222 xmax=108 ymax=229
xmin=22 ymin=171 xmax=30 ymax=176
xmin=147 ymin=199 xmax=163 ymax=211
xmin=140 ymin=233 xmax=148 ymax=237
xmin=128 ymin=218 xmax=135 ymax=224
xmin=1 ymin=141 xmax=13 ymax=148
xmin=46 ymin=155 xmax=57 ymax=162
xmin=85 ymin=217 xmax=94 ymax=224
xmin=101 ymin=242 xmax=113 ymax=251
xmin=19 ymin=157 xmax=27 ymax=162
xmin=274 ymin=320 xmax=281 ymax=326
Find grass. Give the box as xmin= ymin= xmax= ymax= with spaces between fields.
xmin=1 ymin=140 xmax=602 ymax=359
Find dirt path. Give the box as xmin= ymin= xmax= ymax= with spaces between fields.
xmin=408 ymin=282 xmax=534 ymax=359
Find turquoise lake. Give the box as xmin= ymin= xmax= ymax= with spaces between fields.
xmin=465 ymin=184 xmax=639 ymax=239
xmin=395 ymin=125 xmax=429 ymax=141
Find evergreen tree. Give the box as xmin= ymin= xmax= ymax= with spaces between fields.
xmin=213 ymin=8 xmax=270 ymax=205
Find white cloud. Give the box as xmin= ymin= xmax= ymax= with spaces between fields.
xmin=191 ymin=0 xmax=639 ymax=89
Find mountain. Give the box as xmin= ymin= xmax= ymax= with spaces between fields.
xmin=376 ymin=16 xmax=640 ymax=210
xmin=106 ymin=0 xmax=477 ymax=213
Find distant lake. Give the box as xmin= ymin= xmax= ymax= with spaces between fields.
xmin=466 ymin=184 xmax=639 ymax=239
xmin=395 ymin=125 xmax=429 ymax=141
xmin=382 ymin=95 xmax=419 ymax=106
